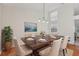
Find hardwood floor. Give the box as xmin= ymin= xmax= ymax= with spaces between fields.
xmin=67 ymin=44 xmax=79 ymax=56
xmin=0 ymin=47 xmax=16 ymax=56
xmin=0 ymin=44 xmax=79 ymax=56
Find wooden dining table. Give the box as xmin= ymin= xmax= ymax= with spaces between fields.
xmin=23 ymin=37 xmax=55 ymax=55
xmin=26 ymin=40 xmax=52 ymax=50
xmin=22 ymin=35 xmax=64 ymax=55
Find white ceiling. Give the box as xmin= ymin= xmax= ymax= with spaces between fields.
xmin=1 ymin=3 xmax=62 ymax=13
xmin=1 ymin=3 xmax=79 ymax=15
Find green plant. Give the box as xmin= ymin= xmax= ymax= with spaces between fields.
xmin=2 ymin=26 xmax=13 ymax=42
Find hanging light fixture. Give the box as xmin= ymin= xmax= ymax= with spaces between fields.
xmin=38 ymin=3 xmax=49 ymax=23
xmin=42 ymin=3 xmax=45 ymax=23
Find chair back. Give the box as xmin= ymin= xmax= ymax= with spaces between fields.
xmin=13 ymin=39 xmax=24 ymax=56
xmin=61 ymin=36 xmax=69 ymax=49
xmin=50 ymin=38 xmax=62 ymax=56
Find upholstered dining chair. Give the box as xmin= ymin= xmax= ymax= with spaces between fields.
xmin=60 ymin=36 xmax=69 ymax=56
xmin=39 ymin=38 xmax=62 ymax=56
xmin=0 ymin=51 xmax=1 ymax=55
xmin=13 ymin=39 xmax=33 ymax=56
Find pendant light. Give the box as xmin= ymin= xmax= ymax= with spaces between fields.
xmin=38 ymin=3 xmax=49 ymax=23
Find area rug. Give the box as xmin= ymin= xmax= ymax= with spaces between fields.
xmin=66 ymin=49 xmax=73 ymax=56
xmin=59 ymin=49 xmax=73 ymax=56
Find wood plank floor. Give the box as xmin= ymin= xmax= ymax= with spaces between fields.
xmin=0 ymin=44 xmax=79 ymax=56
xmin=0 ymin=47 xmax=16 ymax=56
xmin=67 ymin=44 xmax=79 ymax=56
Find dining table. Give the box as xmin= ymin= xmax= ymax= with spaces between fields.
xmin=21 ymin=35 xmax=64 ymax=55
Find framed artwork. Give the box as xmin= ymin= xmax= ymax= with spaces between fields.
xmin=24 ymin=22 xmax=37 ymax=32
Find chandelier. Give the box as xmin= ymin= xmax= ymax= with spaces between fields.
xmin=38 ymin=3 xmax=49 ymax=23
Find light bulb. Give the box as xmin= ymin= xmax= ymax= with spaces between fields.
xmin=46 ymin=22 xmax=48 ymax=23
xmin=38 ymin=20 xmax=41 ymax=22
xmin=42 ymin=21 xmax=45 ymax=23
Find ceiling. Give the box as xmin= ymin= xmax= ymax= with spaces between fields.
xmin=1 ymin=3 xmax=79 ymax=15
xmin=1 ymin=3 xmax=62 ymax=13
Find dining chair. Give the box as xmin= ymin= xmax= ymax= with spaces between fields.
xmin=0 ymin=51 xmax=1 ymax=55
xmin=60 ymin=36 xmax=69 ymax=56
xmin=39 ymin=38 xmax=62 ymax=56
xmin=13 ymin=39 xmax=32 ymax=56
xmin=50 ymin=35 xmax=56 ymax=39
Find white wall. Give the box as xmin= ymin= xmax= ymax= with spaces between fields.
xmin=1 ymin=5 xmax=49 ymax=40
xmin=58 ymin=4 xmax=75 ymax=44
xmin=0 ymin=5 xmax=2 ymax=51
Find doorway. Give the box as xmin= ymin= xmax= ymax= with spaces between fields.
xmin=74 ymin=20 xmax=79 ymax=46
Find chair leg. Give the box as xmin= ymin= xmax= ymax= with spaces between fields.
xmin=66 ymin=49 xmax=67 ymax=53
xmin=63 ymin=49 xmax=65 ymax=56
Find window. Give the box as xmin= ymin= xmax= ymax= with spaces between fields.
xmin=50 ymin=11 xmax=58 ymax=32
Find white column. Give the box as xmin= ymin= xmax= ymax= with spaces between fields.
xmin=58 ymin=4 xmax=75 ymax=44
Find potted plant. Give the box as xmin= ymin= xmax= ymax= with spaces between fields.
xmin=2 ymin=26 xmax=13 ymax=51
